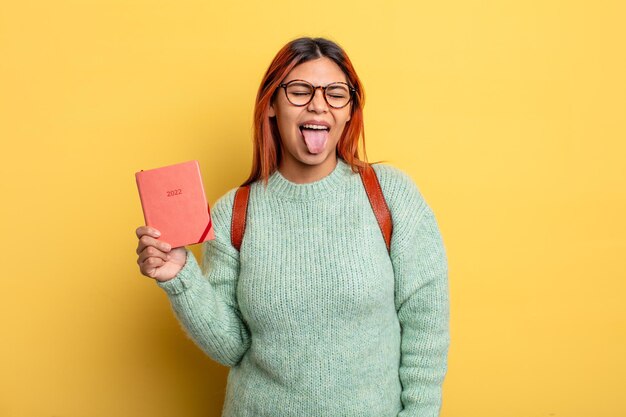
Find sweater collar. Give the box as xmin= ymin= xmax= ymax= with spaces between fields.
xmin=265 ymin=158 xmax=355 ymax=201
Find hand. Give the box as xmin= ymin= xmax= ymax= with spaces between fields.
xmin=135 ymin=226 xmax=187 ymax=282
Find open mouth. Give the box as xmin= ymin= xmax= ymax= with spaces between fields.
xmin=299 ymin=123 xmax=330 ymax=133
xmin=299 ymin=123 xmax=330 ymax=154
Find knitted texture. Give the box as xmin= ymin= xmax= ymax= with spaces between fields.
xmin=157 ymin=158 xmax=450 ymax=417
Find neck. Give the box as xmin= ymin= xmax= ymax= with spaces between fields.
xmin=278 ymin=154 xmax=339 ymax=184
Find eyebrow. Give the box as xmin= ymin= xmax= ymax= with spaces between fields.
xmin=326 ymin=84 xmax=349 ymax=90
xmin=284 ymin=80 xmax=348 ymax=87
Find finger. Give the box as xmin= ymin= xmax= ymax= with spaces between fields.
xmin=140 ymin=257 xmax=166 ymax=278
xmin=136 ymin=234 xmax=171 ymax=255
xmin=135 ymin=226 xmax=161 ymax=239
xmin=137 ymin=245 xmax=169 ymax=265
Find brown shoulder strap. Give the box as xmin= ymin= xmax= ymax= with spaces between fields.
xmin=359 ymin=164 xmax=393 ymax=254
xmin=231 ymin=164 xmax=393 ymax=254
xmin=231 ymin=185 xmax=250 ymax=251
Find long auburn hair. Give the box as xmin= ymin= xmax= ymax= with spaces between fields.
xmin=241 ymin=37 xmax=373 ymax=187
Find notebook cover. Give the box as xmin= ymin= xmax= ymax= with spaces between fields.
xmin=135 ymin=160 xmax=215 ymax=248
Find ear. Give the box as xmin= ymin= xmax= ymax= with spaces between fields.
xmin=269 ymin=103 xmax=276 ymax=118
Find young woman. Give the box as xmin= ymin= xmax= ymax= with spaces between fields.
xmin=135 ymin=37 xmax=450 ymax=417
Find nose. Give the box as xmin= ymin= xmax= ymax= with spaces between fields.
xmin=307 ymin=87 xmax=328 ymax=113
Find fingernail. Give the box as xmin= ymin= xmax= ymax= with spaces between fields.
xmin=155 ymin=230 xmax=161 ymax=237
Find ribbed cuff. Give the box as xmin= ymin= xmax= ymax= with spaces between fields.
xmin=156 ymin=248 xmax=201 ymax=295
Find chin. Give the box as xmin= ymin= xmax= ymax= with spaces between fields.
xmin=301 ymin=149 xmax=334 ymax=164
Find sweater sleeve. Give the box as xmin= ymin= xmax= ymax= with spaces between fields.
xmin=393 ymin=204 xmax=450 ymax=416
xmin=373 ymin=164 xmax=450 ymax=417
xmin=156 ymin=188 xmax=251 ymax=367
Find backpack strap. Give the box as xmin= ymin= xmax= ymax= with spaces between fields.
xmin=358 ymin=164 xmax=393 ymax=254
xmin=231 ymin=163 xmax=392 ymax=254
xmin=231 ymin=185 xmax=250 ymax=251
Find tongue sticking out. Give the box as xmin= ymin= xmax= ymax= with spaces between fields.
xmin=302 ymin=128 xmax=328 ymax=154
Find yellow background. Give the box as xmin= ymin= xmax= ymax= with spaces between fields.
xmin=1 ymin=0 xmax=624 ymax=416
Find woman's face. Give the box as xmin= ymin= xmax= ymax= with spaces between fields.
xmin=270 ymin=57 xmax=352 ymax=177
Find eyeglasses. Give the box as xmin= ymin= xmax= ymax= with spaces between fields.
xmin=278 ymin=79 xmax=355 ymax=109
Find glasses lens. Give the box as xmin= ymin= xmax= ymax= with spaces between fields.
xmin=324 ymin=83 xmax=351 ymax=108
xmin=285 ymin=82 xmax=314 ymax=106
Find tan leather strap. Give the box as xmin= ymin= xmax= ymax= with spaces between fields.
xmin=358 ymin=164 xmax=393 ymax=254
xmin=231 ymin=185 xmax=250 ymax=251
xmin=231 ymin=163 xmax=392 ymax=254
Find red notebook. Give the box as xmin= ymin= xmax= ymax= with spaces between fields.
xmin=135 ymin=160 xmax=215 ymax=248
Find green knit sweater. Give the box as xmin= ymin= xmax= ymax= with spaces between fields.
xmin=157 ymin=158 xmax=450 ymax=417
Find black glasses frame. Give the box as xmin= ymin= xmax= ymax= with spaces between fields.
xmin=278 ymin=79 xmax=356 ymax=109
